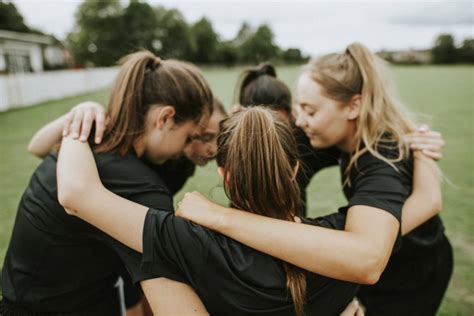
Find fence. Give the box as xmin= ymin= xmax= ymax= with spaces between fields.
xmin=0 ymin=67 xmax=119 ymax=112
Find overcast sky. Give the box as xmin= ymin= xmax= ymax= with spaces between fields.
xmin=13 ymin=0 xmax=474 ymax=56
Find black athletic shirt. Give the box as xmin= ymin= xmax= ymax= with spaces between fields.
xmin=150 ymin=156 xmax=196 ymax=195
xmin=294 ymin=126 xmax=340 ymax=216
xmin=141 ymin=209 xmax=359 ymax=316
xmin=1 ymin=151 xmax=173 ymax=313
xmin=338 ymin=147 xmax=446 ymax=256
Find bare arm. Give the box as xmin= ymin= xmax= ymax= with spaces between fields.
xmin=29 ymin=101 xmax=106 ymax=158
xmin=57 ymin=136 xmax=147 ymax=252
xmin=28 ymin=114 xmax=67 ymax=158
xmin=141 ymin=278 xmax=209 ymax=315
xmin=401 ymin=151 xmax=442 ymax=235
xmin=57 ymin=137 xmax=210 ymax=314
xmin=176 ymin=193 xmax=397 ymax=284
xmin=175 ymin=152 xmax=441 ymax=285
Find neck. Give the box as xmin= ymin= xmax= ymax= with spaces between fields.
xmin=133 ymin=137 xmax=146 ymax=157
xmin=337 ymin=124 xmax=358 ymax=153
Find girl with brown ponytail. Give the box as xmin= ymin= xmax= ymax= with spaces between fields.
xmin=56 ymin=106 xmax=361 ymax=315
xmin=176 ymin=43 xmax=452 ymax=316
xmin=0 ymin=50 xmax=213 ymax=315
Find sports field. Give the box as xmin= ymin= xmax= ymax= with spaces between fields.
xmin=0 ymin=65 xmax=472 ymax=314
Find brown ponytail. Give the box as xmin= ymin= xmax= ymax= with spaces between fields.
xmin=97 ymin=51 xmax=213 ymax=156
xmin=216 ymin=107 xmax=307 ymax=316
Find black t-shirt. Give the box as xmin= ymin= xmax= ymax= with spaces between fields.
xmin=1 ymin=151 xmax=173 ymax=312
xmin=339 ymin=148 xmax=445 ymax=255
xmin=294 ymin=126 xmax=340 ymax=216
xmin=141 ymin=209 xmax=359 ymax=316
xmin=151 ymin=156 xmax=196 ymax=196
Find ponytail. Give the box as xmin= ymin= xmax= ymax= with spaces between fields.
xmin=304 ymin=42 xmax=418 ymax=186
xmin=96 ymin=51 xmax=213 ymax=156
xmin=216 ymin=107 xmax=307 ymax=316
xmin=237 ymin=63 xmax=292 ymax=115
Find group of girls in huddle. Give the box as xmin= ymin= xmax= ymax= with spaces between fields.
xmin=1 ymin=42 xmax=452 ymax=316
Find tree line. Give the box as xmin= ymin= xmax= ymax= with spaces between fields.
xmin=1 ymin=1 xmax=472 ymax=67
xmin=66 ymin=0 xmax=308 ymax=67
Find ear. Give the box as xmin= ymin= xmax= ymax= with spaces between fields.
xmin=347 ymin=94 xmax=361 ymax=120
xmin=217 ymin=166 xmax=225 ymax=179
xmin=154 ymin=106 xmax=176 ymax=129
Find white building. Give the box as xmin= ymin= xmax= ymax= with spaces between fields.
xmin=0 ymin=29 xmax=69 ymax=74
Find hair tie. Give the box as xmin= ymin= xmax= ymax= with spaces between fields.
xmin=155 ymin=56 xmax=162 ymax=68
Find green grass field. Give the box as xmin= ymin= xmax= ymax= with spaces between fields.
xmin=0 ymin=65 xmax=473 ymax=314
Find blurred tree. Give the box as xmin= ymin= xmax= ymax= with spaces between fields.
xmin=457 ymin=38 xmax=474 ymax=63
xmin=239 ymin=24 xmax=278 ymax=63
xmin=0 ymin=1 xmax=30 ymax=32
xmin=67 ymin=0 xmax=124 ymax=66
xmin=282 ymin=48 xmax=307 ymax=64
xmin=154 ymin=6 xmax=194 ymax=59
xmin=191 ymin=17 xmax=219 ymax=64
xmin=216 ymin=41 xmax=239 ymax=66
xmin=121 ymin=0 xmax=159 ymax=54
xmin=432 ymin=34 xmax=457 ymax=64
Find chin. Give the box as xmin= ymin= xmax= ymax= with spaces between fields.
xmin=310 ymin=138 xmax=332 ymax=149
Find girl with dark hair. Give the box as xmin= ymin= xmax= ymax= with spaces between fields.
xmin=0 ymin=51 xmax=213 ymax=315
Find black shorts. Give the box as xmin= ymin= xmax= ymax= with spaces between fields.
xmin=358 ymin=236 xmax=454 ymax=316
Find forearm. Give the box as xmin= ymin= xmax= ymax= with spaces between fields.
xmin=141 ymin=278 xmax=209 ymax=315
xmin=401 ymin=152 xmax=442 ymax=235
xmin=28 ymin=114 xmax=66 ymax=158
xmin=57 ymin=136 xmax=147 ymax=252
xmin=214 ymin=207 xmax=387 ymax=284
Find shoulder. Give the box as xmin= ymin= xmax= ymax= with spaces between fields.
xmin=95 ymin=152 xmax=169 ymax=189
xmin=349 ymin=145 xmax=412 ymax=176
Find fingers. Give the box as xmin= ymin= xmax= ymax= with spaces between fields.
xmin=94 ymin=111 xmax=106 ymax=144
xmin=62 ymin=110 xmax=74 ymax=137
xmin=409 ymin=142 xmax=444 ymax=152
xmin=70 ymin=108 xmax=84 ymax=139
xmin=340 ymin=299 xmax=360 ymax=316
xmin=420 ymin=150 xmax=442 ymax=161
xmin=405 ymin=131 xmax=445 ymax=153
xmin=79 ymin=110 xmax=94 ymax=142
xmin=418 ymin=124 xmax=430 ymax=133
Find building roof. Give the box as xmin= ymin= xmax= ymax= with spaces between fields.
xmin=0 ymin=29 xmax=53 ymax=45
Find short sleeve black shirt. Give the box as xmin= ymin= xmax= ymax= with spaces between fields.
xmin=141 ymin=209 xmax=359 ymax=316
xmin=294 ymin=126 xmax=340 ymax=215
xmin=150 ymin=156 xmax=196 ymax=196
xmin=1 ymin=151 xmax=173 ymax=312
xmin=339 ymin=148 xmax=445 ymax=255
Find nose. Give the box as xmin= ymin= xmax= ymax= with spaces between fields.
xmin=207 ymin=141 xmax=217 ymax=158
xmin=295 ymin=109 xmax=306 ymax=129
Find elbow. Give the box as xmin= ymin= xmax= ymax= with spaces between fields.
xmin=357 ymin=261 xmax=383 ymax=285
xmin=432 ymin=193 xmax=443 ymax=215
xmin=27 ymin=142 xmax=45 ymax=159
xmin=57 ymin=179 xmax=85 ymax=214
xmin=352 ymin=248 xmax=386 ymax=285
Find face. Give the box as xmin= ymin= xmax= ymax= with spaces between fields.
xmin=183 ymin=111 xmax=225 ymax=166
xmin=294 ymin=73 xmax=352 ymax=149
xmin=143 ymin=107 xmax=205 ymax=164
